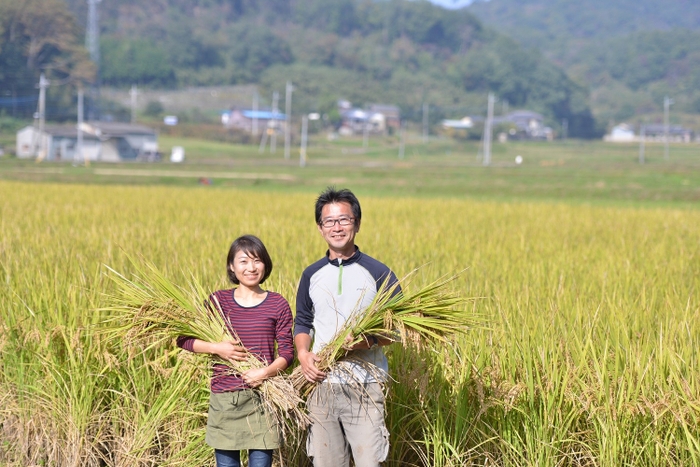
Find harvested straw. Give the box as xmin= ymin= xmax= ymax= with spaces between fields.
xmin=100 ymin=260 xmax=310 ymax=435
xmin=290 ymin=270 xmax=480 ymax=395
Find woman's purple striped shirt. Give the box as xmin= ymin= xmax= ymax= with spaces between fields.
xmin=177 ymin=289 xmax=294 ymax=393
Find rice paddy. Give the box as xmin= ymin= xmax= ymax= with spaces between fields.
xmin=1 ymin=180 xmax=699 ymax=466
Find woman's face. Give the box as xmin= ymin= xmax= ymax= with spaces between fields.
xmin=229 ymin=249 xmax=265 ymax=288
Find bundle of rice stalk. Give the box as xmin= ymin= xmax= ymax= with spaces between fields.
xmin=100 ymin=259 xmax=310 ymax=434
xmin=291 ymin=270 xmax=480 ymax=395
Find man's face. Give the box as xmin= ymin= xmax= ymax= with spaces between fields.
xmin=317 ymin=202 xmax=359 ymax=257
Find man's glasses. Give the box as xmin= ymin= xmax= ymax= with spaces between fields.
xmin=319 ymin=217 xmax=355 ymax=228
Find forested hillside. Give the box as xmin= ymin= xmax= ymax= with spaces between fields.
xmin=0 ymin=0 xmax=599 ymax=137
xmin=0 ymin=0 xmax=94 ymax=119
xmin=468 ymin=0 xmax=700 ymax=123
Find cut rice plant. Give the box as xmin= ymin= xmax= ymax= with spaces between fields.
xmin=291 ymin=270 xmax=481 ymax=395
xmin=99 ymin=258 xmax=310 ymax=435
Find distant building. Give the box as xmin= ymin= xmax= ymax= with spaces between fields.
xmin=222 ymin=108 xmax=286 ymax=134
xmin=441 ymin=117 xmax=474 ymax=130
xmin=443 ymin=110 xmax=552 ymax=141
xmin=339 ymin=108 xmax=369 ymax=135
xmin=496 ymin=110 xmax=553 ymax=141
xmin=604 ymin=123 xmax=694 ymax=143
xmin=367 ymin=104 xmax=401 ymax=130
xmin=605 ymin=123 xmax=636 ymax=142
xmin=16 ymin=122 xmax=159 ymax=162
xmin=338 ymin=101 xmax=401 ymax=135
xmin=643 ymin=123 xmax=694 ymax=143
xmin=337 ymin=99 xmax=352 ymax=111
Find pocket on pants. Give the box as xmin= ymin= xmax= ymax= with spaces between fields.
xmin=377 ymin=424 xmax=390 ymax=462
xmin=305 ymin=430 xmax=316 ymax=459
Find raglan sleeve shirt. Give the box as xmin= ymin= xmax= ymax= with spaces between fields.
xmin=293 ymin=249 xmax=402 ymax=342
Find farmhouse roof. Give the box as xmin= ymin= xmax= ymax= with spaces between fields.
xmin=241 ymin=110 xmax=287 ymax=120
xmin=641 ymin=124 xmax=691 ymax=135
xmin=82 ymin=121 xmax=156 ymax=137
xmin=367 ymin=104 xmax=400 ymax=117
xmin=35 ymin=124 xmax=85 ymax=137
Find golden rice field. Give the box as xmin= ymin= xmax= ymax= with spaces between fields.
xmin=1 ymin=180 xmax=700 ymax=466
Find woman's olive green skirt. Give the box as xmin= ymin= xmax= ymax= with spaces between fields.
xmin=206 ymin=389 xmax=280 ymax=451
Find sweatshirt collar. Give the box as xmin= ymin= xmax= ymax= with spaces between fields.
xmin=326 ymin=246 xmax=361 ymax=266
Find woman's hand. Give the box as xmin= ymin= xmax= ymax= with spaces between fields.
xmin=241 ymin=368 xmax=270 ymax=388
xmin=212 ymin=340 xmax=247 ymax=362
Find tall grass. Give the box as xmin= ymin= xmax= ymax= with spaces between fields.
xmin=1 ymin=180 xmax=699 ymax=466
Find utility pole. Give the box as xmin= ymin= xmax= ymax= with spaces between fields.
xmin=561 ymin=118 xmax=568 ymax=141
xmin=86 ymin=0 xmax=101 ymax=120
xmin=252 ymin=90 xmax=259 ymax=136
xmin=422 ymin=102 xmax=429 ymax=143
xmin=284 ymin=81 xmax=293 ymax=159
xmin=35 ymin=73 xmax=50 ymax=160
xmin=271 ymin=91 xmax=279 ymax=153
xmin=260 ymin=91 xmax=280 ymax=154
xmin=639 ymin=124 xmax=645 ymax=165
xmin=300 ymin=113 xmax=319 ymax=167
xmin=130 ymin=85 xmax=138 ymax=123
xmin=482 ymin=92 xmax=495 ymax=166
xmin=398 ymin=121 xmax=405 ymax=160
xmin=258 ymin=126 xmax=269 ymax=154
xmin=363 ymin=111 xmax=369 ymax=150
xmin=75 ymin=85 xmax=85 ymax=166
xmin=300 ymin=114 xmax=308 ymax=168
xmin=663 ymin=96 xmax=674 ymax=160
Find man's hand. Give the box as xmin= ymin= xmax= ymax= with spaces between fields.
xmin=342 ymin=333 xmax=374 ymax=351
xmin=298 ymin=349 xmax=326 ymax=383
xmin=212 ymin=340 xmax=247 ymax=362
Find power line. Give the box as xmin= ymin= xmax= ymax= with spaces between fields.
xmin=0 ymin=96 xmax=39 ymax=104
xmin=482 ymin=92 xmax=495 ymax=166
xmin=663 ymin=95 xmax=674 ymax=160
xmin=86 ymin=0 xmax=101 ymax=65
xmin=86 ymin=0 xmax=102 ymax=120
xmin=284 ymin=81 xmax=293 ymax=159
xmin=34 ymin=73 xmax=50 ymax=160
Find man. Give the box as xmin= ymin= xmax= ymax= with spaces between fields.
xmin=294 ymin=187 xmax=401 ymax=467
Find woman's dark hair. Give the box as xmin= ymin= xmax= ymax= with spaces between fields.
xmin=226 ymin=235 xmax=273 ymax=285
xmin=314 ymin=186 xmax=361 ymax=226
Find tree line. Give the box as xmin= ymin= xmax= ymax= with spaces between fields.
xmin=3 ymin=0 xmax=601 ymax=137
xmin=0 ymin=0 xmax=94 ymax=119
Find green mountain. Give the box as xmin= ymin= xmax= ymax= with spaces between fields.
xmin=74 ymin=0 xmax=603 ymax=135
xmin=467 ymin=0 xmax=700 ymax=124
xmin=2 ymin=0 xmax=598 ymax=136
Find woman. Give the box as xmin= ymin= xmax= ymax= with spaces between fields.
xmin=177 ymin=235 xmax=293 ymax=467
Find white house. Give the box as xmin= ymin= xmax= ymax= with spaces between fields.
xmin=604 ymin=123 xmax=636 ymax=142
xmin=442 ymin=117 xmax=474 ymax=130
xmin=16 ymin=122 xmax=159 ymax=162
xmin=604 ymin=123 xmax=694 ymax=143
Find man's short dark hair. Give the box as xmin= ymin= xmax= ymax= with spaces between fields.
xmin=226 ymin=235 xmax=273 ymax=285
xmin=314 ymin=187 xmax=362 ymax=226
